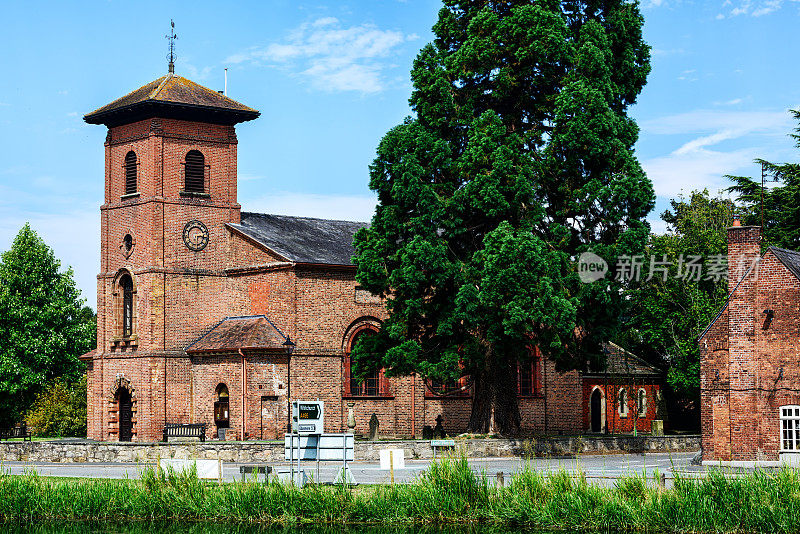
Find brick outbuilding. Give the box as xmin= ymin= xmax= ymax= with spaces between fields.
xmin=700 ymin=222 xmax=800 ymax=465
xmin=81 ymin=70 xmax=662 ymax=442
xmin=582 ymin=343 xmax=663 ymax=435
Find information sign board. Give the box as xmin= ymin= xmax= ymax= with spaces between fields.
xmin=292 ymin=400 xmax=324 ymax=435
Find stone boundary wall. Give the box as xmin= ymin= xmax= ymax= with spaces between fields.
xmin=0 ymin=435 xmax=699 ymax=464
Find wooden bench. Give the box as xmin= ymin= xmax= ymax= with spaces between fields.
xmin=431 ymin=439 xmax=456 ymax=458
xmin=162 ymin=423 xmax=207 ymax=442
xmin=0 ymin=425 xmax=32 ymax=442
xmin=239 ymin=465 xmax=272 ymax=481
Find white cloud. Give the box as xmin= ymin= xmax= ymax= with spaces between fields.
xmin=640 ymin=109 xmax=790 ymax=136
xmin=245 ymin=192 xmax=377 ymax=222
xmin=643 ymin=147 xmax=753 ymax=198
xmin=673 ymin=129 xmax=743 ymax=154
xmin=225 ymin=17 xmax=417 ymax=94
xmin=721 ymin=0 xmax=800 ymax=17
xmin=714 ymin=97 xmax=744 ymax=106
xmin=640 ymin=109 xmax=794 ymax=198
xmin=179 ymin=61 xmax=213 ymax=81
xmin=651 ymin=47 xmax=686 ymax=57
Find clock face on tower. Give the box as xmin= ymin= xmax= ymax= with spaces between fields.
xmin=182 ymin=220 xmax=209 ymax=251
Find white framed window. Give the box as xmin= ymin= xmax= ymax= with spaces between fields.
xmin=781 ymin=406 xmax=800 ymax=451
xmin=637 ymin=388 xmax=647 ymax=417
xmin=618 ymin=388 xmax=628 ymax=417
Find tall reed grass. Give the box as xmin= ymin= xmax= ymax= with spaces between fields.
xmin=2 ymin=456 xmax=800 ymax=532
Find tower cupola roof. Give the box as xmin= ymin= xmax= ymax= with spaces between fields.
xmin=84 ymin=73 xmax=259 ymax=127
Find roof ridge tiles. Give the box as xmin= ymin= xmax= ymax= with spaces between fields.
xmin=242 ymin=211 xmax=367 ymax=225
xmin=150 ymin=73 xmax=172 ymax=100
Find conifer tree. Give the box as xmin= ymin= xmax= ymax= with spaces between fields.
xmin=728 ymin=110 xmax=800 ymax=250
xmin=353 ymin=0 xmax=654 ymax=434
xmin=0 ymin=224 xmax=94 ymax=426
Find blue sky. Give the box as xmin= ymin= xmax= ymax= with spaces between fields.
xmin=1 ymin=0 xmax=799 ymax=307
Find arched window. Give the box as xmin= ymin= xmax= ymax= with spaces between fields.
xmin=344 ymin=328 xmax=388 ymax=397
xmin=214 ymin=384 xmax=230 ymax=428
xmin=637 ymin=388 xmax=647 ymax=417
xmin=618 ymin=388 xmax=628 ymax=417
xmin=124 ymin=151 xmax=137 ymax=195
xmin=184 ymin=150 xmax=205 ymax=193
xmin=120 ymin=273 xmax=134 ymax=338
xmin=518 ymin=347 xmax=543 ymax=397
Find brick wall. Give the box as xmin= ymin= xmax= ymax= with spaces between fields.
xmin=702 ymin=224 xmax=800 ymax=462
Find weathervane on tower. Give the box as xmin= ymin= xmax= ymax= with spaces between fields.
xmin=166 ymin=20 xmax=178 ymax=74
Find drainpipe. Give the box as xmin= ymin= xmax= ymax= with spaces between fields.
xmin=239 ymin=349 xmax=247 ymax=440
xmin=411 ymin=373 xmax=416 ymax=438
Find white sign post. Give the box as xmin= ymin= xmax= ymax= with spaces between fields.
xmin=288 ymin=401 xmax=324 ymax=484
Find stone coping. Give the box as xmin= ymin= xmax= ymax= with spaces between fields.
xmin=33 ymin=434 xmax=700 ymax=445
xmin=0 ymin=435 xmax=700 ymax=463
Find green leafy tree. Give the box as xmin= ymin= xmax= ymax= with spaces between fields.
xmin=26 ymin=375 xmax=87 ymax=437
xmin=727 ymin=109 xmax=800 ymax=250
xmin=622 ymin=190 xmax=734 ymax=426
xmin=354 ymin=0 xmax=654 ymax=434
xmin=0 ymin=224 xmax=94 ymax=426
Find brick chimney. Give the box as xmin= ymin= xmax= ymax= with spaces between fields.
xmin=726 ymin=221 xmax=761 ymax=460
xmin=727 ymin=223 xmax=761 ymax=291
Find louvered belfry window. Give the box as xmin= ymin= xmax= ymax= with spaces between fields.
xmin=184 ymin=150 xmax=205 ymax=193
xmin=124 ymin=151 xmax=137 ymax=195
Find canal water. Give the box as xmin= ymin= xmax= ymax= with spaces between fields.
xmin=2 ymin=524 xmax=553 ymax=534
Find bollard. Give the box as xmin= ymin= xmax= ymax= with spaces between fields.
xmin=496 ymin=471 xmax=504 ymax=488
xmin=389 ymin=450 xmax=395 ymax=485
xmin=659 ymin=472 xmax=666 ymax=489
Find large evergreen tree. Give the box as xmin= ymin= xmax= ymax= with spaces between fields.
xmin=0 ymin=224 xmax=94 ymax=426
xmin=353 ymin=0 xmax=654 ymax=434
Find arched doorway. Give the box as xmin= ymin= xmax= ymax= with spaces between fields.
xmin=118 ymin=388 xmax=133 ymax=442
xmin=214 ymin=384 xmax=230 ymax=440
xmin=590 ymin=388 xmax=603 ymax=433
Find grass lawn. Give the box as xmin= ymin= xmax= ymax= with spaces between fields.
xmin=1 ymin=457 xmax=800 ymax=532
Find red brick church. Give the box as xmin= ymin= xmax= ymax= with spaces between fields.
xmin=81 ymin=70 xmax=661 ymax=442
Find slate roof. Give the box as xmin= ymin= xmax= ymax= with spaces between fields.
xmin=769 ymin=246 xmax=800 ymax=281
xmin=227 ymin=212 xmax=368 ymax=266
xmin=587 ymin=342 xmax=661 ymax=377
xmin=186 ymin=315 xmax=287 ymax=354
xmin=84 ymin=74 xmax=259 ymax=126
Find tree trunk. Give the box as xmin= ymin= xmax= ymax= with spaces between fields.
xmin=467 ymin=354 xmax=521 ymax=436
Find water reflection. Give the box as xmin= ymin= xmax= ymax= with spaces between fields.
xmin=2 ymin=524 xmax=551 ymax=534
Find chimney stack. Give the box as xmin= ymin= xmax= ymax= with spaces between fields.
xmin=727 ymin=223 xmax=760 ymax=292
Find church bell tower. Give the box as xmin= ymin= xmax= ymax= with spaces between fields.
xmin=82 ymin=68 xmax=259 ymax=441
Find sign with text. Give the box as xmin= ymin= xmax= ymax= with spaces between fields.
xmin=292 ymin=400 xmax=324 ymax=435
